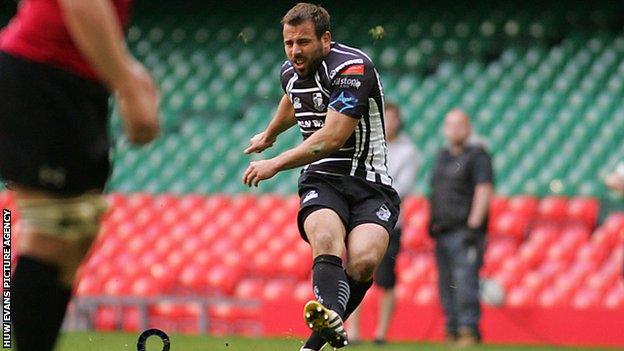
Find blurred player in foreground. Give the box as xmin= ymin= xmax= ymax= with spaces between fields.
xmin=243 ymin=3 xmax=400 ymax=349
xmin=0 ymin=0 xmax=159 ymax=350
xmin=346 ymin=102 xmax=419 ymax=345
xmin=429 ymin=110 xmax=493 ymax=347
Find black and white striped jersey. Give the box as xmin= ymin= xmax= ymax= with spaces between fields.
xmin=280 ymin=42 xmax=392 ymax=186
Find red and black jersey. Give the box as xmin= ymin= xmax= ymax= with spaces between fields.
xmin=0 ymin=0 xmax=133 ymax=81
xmin=280 ymin=42 xmax=392 ymax=186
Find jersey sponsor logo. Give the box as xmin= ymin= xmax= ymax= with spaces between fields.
xmin=293 ymin=96 xmax=302 ymax=109
xmin=299 ymin=120 xmax=324 ymax=128
xmin=313 ymin=92 xmax=326 ymax=111
xmin=376 ymin=204 xmax=391 ymax=222
xmin=340 ymin=64 xmax=364 ymax=76
xmin=332 ymin=76 xmax=362 ymax=89
xmin=329 ymin=59 xmax=364 ymax=79
xmin=302 ymin=190 xmax=319 ymax=204
xmin=329 ymin=91 xmax=358 ymax=113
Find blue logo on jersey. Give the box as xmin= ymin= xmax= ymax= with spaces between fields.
xmin=329 ymin=91 xmax=358 ymax=113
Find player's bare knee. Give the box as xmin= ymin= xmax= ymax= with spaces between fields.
xmin=347 ymin=254 xmax=379 ymax=281
xmin=310 ymin=230 xmax=341 ymax=256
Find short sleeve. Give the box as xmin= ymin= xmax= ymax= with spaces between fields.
xmin=327 ymin=62 xmax=375 ymax=119
xmin=280 ymin=61 xmax=293 ymax=94
xmin=471 ymin=149 xmax=494 ymax=185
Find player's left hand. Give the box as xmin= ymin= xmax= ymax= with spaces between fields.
xmin=243 ymin=159 xmax=279 ymax=187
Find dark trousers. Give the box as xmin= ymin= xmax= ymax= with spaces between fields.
xmin=434 ymin=228 xmax=485 ymax=335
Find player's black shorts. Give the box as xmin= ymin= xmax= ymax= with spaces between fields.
xmin=0 ymin=51 xmax=111 ymax=196
xmin=374 ymin=226 xmax=402 ymax=289
xmin=297 ymin=171 xmax=401 ymax=240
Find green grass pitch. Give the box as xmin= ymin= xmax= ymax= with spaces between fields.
xmin=40 ymin=332 xmax=619 ymax=351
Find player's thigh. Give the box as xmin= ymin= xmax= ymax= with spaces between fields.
xmin=346 ymin=223 xmax=390 ymax=280
xmin=304 ymin=208 xmax=347 ymax=257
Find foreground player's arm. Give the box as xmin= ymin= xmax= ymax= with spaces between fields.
xmin=244 ymin=94 xmax=296 ymax=154
xmin=242 ymin=109 xmax=358 ymax=186
xmin=59 ymin=0 xmax=160 ymax=144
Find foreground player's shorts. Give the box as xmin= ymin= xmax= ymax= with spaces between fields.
xmin=0 ymin=51 xmax=111 ymax=196
xmin=297 ymin=171 xmax=401 ymax=240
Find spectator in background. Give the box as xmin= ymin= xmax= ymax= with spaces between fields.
xmin=347 ymin=102 xmax=419 ymax=345
xmin=429 ymin=109 xmax=494 ymax=347
xmin=605 ymin=162 xmax=624 ymax=195
xmin=604 ymin=162 xmax=624 ymax=279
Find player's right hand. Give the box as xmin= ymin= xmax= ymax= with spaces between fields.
xmin=116 ymin=59 xmax=161 ymax=145
xmin=244 ymin=131 xmax=275 ymax=154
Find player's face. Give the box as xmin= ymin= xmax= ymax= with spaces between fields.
xmin=444 ymin=111 xmax=471 ymax=147
xmin=384 ymin=107 xmax=400 ymax=141
xmin=283 ymin=21 xmax=328 ymax=77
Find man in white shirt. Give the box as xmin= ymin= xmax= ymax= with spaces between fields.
xmin=346 ymin=101 xmax=419 ymax=344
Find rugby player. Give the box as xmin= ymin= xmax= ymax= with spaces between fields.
xmin=0 ymin=1 xmax=159 ymax=350
xmin=243 ymin=3 xmax=400 ymax=349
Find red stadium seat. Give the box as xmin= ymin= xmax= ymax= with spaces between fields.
xmin=75 ymin=275 xmax=102 ymax=296
xmin=520 ymin=271 xmax=548 ymax=294
xmin=179 ymin=264 xmax=206 ymax=292
xmin=499 ymin=256 xmax=528 ymax=281
xmin=279 ymin=250 xmax=311 ymax=280
xmin=518 ymin=241 xmax=547 ymax=269
xmin=131 ymin=277 xmax=160 ymax=297
xmin=526 ymin=224 xmax=559 ymax=248
xmin=394 ymin=283 xmax=416 ymax=304
xmin=584 ymin=272 xmax=612 ymax=296
xmin=489 ymin=212 xmax=527 ymax=242
xmin=508 ymin=195 xmax=539 ymax=218
xmin=537 ymin=196 xmax=568 ymax=222
xmin=546 ymin=240 xmax=576 ymax=266
xmin=103 ymin=277 xmax=130 ymax=296
xmin=205 ymin=265 xmax=242 ymax=295
xmin=506 ymin=285 xmax=537 ymax=307
xmin=263 ymin=279 xmax=295 ymax=302
xmin=488 ymin=196 xmax=509 ymax=225
xmin=572 ymin=287 xmax=602 ymax=309
xmin=412 ymin=283 xmax=438 ymax=305
xmin=250 ymin=251 xmax=277 ymax=277
xmin=94 ymin=306 xmax=118 ymax=331
xmin=538 ymin=286 xmax=571 ymax=308
xmin=231 ymin=194 xmax=257 ymax=215
xmin=121 ymin=307 xmax=141 ymax=332
xmin=591 ymin=228 xmax=619 ymax=252
xmin=603 ymin=283 xmax=624 ymax=309
xmin=566 ymin=197 xmax=599 ymax=228
xmin=482 ymin=238 xmax=517 ymax=277
xmin=234 ymin=278 xmax=265 ymax=300
xmin=293 ymin=280 xmax=314 ymax=302
xmin=575 ymin=242 xmax=607 ymax=267
xmin=266 ymin=237 xmax=288 ymax=256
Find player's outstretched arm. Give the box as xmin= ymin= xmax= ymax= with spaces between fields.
xmin=242 ymin=109 xmax=358 ymax=187
xmin=59 ymin=0 xmax=160 ymax=144
xmin=244 ymin=94 xmax=296 ymax=154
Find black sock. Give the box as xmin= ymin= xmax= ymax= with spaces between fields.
xmin=343 ymin=273 xmax=373 ymax=320
xmin=302 ymin=331 xmax=326 ymax=351
xmin=303 ymin=272 xmax=373 ymax=350
xmin=312 ymin=255 xmax=349 ymax=317
xmin=12 ymin=255 xmax=72 ymax=351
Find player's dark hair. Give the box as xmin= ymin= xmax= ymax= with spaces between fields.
xmin=281 ymin=3 xmax=331 ymax=39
